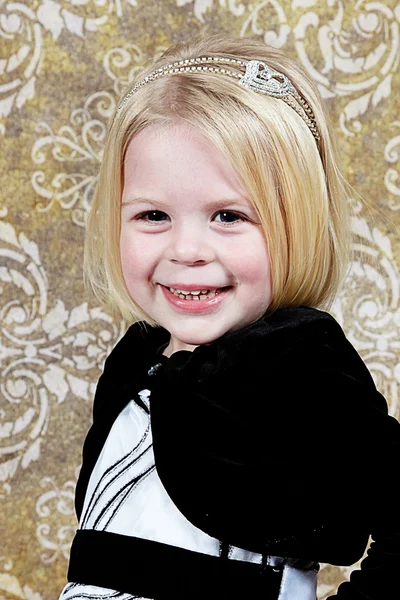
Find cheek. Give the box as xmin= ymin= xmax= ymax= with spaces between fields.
xmin=119 ymin=233 xmax=130 ymax=275
xmin=120 ymin=232 xmax=159 ymax=285
xmin=230 ymin=239 xmax=270 ymax=284
xmin=119 ymin=232 xmax=142 ymax=280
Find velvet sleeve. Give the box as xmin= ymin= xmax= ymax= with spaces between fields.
xmin=149 ymin=323 xmax=400 ymax=595
xmin=73 ymin=349 xmax=127 ymax=521
xmin=325 ymin=385 xmax=400 ymax=599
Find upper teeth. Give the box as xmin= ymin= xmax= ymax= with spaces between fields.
xmin=170 ymin=288 xmax=210 ymax=295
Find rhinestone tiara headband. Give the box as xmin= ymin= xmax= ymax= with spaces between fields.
xmin=117 ymin=56 xmax=320 ymax=143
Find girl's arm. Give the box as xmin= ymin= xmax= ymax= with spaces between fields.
xmin=325 ymin=389 xmax=400 ymax=600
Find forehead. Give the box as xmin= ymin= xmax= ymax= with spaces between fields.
xmin=122 ymin=122 xmax=247 ymax=200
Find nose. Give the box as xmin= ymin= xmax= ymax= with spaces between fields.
xmin=166 ymin=221 xmax=214 ymax=265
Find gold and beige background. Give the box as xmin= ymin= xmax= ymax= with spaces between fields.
xmin=0 ymin=0 xmax=399 ymax=598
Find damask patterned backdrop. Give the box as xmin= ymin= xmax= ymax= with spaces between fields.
xmin=0 ymin=0 xmax=399 ymax=598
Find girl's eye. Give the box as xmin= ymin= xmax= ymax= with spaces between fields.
xmin=134 ymin=210 xmax=245 ymax=226
xmin=135 ymin=210 xmax=168 ymax=223
xmin=214 ymin=211 xmax=245 ymax=225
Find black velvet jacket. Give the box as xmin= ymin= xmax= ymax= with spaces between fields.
xmin=73 ymin=305 xmax=400 ymax=599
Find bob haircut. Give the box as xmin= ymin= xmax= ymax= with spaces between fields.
xmin=84 ymin=34 xmax=352 ymax=326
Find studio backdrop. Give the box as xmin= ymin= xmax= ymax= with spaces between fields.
xmin=0 ymin=1 xmax=399 ymax=598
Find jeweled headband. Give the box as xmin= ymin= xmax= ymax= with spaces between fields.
xmin=116 ymin=56 xmax=320 ymax=143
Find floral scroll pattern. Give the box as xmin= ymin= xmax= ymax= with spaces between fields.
xmin=0 ymin=2 xmax=43 ymax=120
xmin=35 ymin=469 xmax=79 ymax=565
xmin=385 ymin=120 xmax=400 ymax=210
xmin=0 ymin=0 xmax=139 ymax=123
xmin=293 ymin=0 xmax=400 ymax=137
xmin=332 ymin=214 xmax=400 ymax=417
xmin=31 ymin=92 xmax=115 ymax=226
xmin=0 ymin=221 xmax=123 ymax=485
xmin=0 ymin=556 xmax=43 ymax=600
xmin=0 ymin=1 xmax=399 ymax=599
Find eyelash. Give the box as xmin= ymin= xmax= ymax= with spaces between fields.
xmin=134 ymin=210 xmax=247 ymax=227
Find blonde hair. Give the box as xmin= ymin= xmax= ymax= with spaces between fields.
xmin=85 ymin=34 xmax=353 ymax=326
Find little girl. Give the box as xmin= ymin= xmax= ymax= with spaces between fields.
xmin=58 ymin=35 xmax=400 ymax=599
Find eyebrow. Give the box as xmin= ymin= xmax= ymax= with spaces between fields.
xmin=121 ymin=196 xmax=251 ymax=209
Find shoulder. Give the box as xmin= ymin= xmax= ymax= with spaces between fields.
xmin=255 ymin=306 xmax=368 ymax=375
xmin=91 ymin=321 xmax=169 ymax=419
xmin=264 ymin=304 xmax=338 ymax=330
xmin=99 ymin=320 xmax=169 ymax=380
xmin=193 ymin=305 xmax=385 ymax=421
xmin=254 ymin=304 xmax=344 ymax=347
xmin=211 ymin=305 xmax=358 ymax=375
xmin=217 ymin=305 xmax=346 ymax=357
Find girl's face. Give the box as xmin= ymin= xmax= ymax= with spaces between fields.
xmin=120 ymin=123 xmax=271 ymax=356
